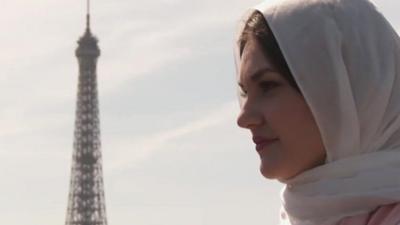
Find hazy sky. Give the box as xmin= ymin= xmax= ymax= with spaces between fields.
xmin=0 ymin=1 xmax=398 ymax=225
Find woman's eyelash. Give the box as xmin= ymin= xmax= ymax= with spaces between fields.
xmin=239 ymin=88 xmax=247 ymax=97
xmin=238 ymin=81 xmax=278 ymax=97
xmin=259 ymin=81 xmax=279 ymax=92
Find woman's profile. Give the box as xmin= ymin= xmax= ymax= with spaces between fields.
xmin=234 ymin=0 xmax=400 ymax=224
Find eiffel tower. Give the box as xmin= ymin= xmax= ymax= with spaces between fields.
xmin=65 ymin=1 xmax=108 ymax=224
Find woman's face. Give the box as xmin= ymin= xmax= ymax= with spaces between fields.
xmin=237 ymin=36 xmax=326 ymax=181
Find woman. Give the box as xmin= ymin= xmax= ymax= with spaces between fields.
xmin=234 ymin=0 xmax=400 ymax=224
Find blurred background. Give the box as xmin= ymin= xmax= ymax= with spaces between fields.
xmin=0 ymin=0 xmax=398 ymax=224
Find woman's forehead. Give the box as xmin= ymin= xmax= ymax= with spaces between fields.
xmin=239 ymin=38 xmax=277 ymax=82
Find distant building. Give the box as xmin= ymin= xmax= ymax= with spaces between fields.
xmin=65 ymin=1 xmax=108 ymax=224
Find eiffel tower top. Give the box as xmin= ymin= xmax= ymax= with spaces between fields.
xmin=76 ymin=0 xmax=100 ymax=58
xmin=86 ymin=0 xmax=91 ymax=32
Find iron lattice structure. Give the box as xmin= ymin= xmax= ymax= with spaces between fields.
xmin=65 ymin=9 xmax=108 ymax=225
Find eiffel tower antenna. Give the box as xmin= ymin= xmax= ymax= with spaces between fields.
xmin=86 ymin=0 xmax=91 ymax=30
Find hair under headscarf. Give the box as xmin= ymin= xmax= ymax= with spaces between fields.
xmin=234 ymin=0 xmax=400 ymax=224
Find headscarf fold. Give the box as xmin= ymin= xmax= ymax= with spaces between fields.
xmin=234 ymin=0 xmax=400 ymax=224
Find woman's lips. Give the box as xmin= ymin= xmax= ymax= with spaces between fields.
xmin=253 ymin=136 xmax=278 ymax=152
xmin=255 ymin=140 xmax=277 ymax=151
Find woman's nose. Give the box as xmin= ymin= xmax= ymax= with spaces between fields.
xmin=237 ymin=102 xmax=263 ymax=129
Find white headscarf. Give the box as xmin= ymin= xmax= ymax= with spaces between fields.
xmin=234 ymin=0 xmax=400 ymax=224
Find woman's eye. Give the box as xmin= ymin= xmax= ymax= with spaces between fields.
xmin=239 ymin=88 xmax=247 ymax=97
xmin=259 ymin=81 xmax=279 ymax=93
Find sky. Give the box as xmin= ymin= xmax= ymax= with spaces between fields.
xmin=0 ymin=0 xmax=398 ymax=225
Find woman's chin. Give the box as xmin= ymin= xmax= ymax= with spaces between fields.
xmin=260 ymin=163 xmax=279 ymax=180
xmin=259 ymin=160 xmax=293 ymax=181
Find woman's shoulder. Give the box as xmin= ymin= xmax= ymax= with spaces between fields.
xmin=339 ymin=203 xmax=400 ymax=225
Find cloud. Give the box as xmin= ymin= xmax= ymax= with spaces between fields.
xmin=106 ymin=100 xmax=237 ymax=171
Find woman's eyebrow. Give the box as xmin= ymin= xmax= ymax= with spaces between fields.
xmin=238 ymin=67 xmax=276 ymax=87
xmin=250 ymin=67 xmax=276 ymax=82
